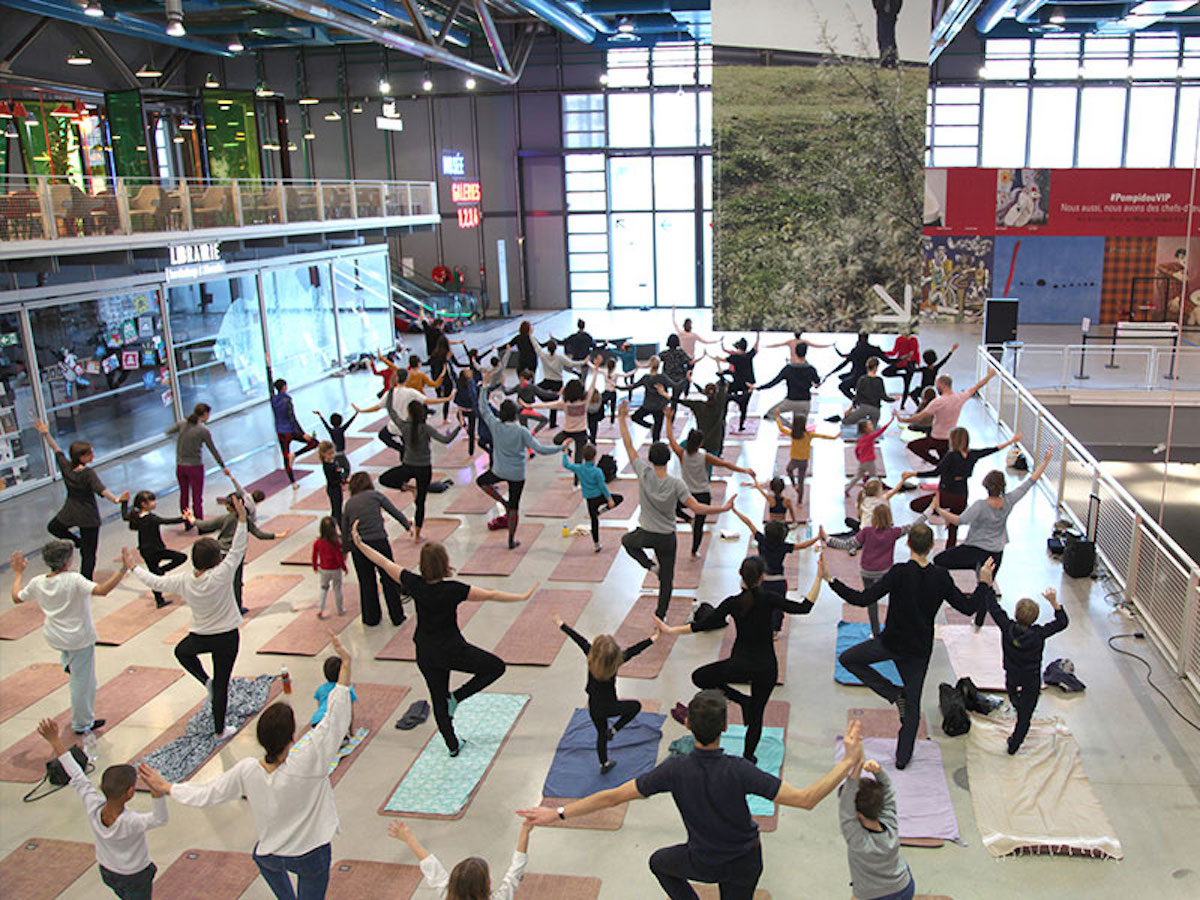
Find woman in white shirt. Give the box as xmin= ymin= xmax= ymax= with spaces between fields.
xmin=388 ymin=819 xmax=531 ymax=900
xmin=139 ymin=635 xmax=354 ymax=900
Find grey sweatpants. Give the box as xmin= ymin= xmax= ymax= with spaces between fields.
xmin=318 ymin=569 xmax=345 ymax=614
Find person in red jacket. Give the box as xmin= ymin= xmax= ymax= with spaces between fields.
xmin=312 ymin=517 xmax=348 ymax=618
xmin=881 ymin=327 xmax=920 ymax=409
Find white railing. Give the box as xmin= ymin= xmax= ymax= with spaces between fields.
xmin=0 ymin=174 xmax=437 ymax=243
xmin=990 ymin=342 xmax=1200 ymax=392
xmin=975 ymin=346 xmax=1200 ymax=703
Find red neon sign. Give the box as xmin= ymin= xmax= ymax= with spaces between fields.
xmin=451 ymin=181 xmax=482 ymax=204
xmin=458 ymin=207 xmax=481 ymax=229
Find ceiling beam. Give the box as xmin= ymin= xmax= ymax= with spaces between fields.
xmin=0 ymin=16 xmax=52 ymax=73
xmin=79 ymin=26 xmax=141 ymax=89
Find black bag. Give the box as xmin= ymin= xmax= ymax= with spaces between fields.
xmin=427 ymin=478 xmax=453 ymax=494
xmin=597 ymin=453 xmax=618 ymax=483
xmin=939 ymin=682 xmax=970 ymax=736
xmin=24 ymin=745 xmax=89 ymax=802
xmin=1062 ymin=538 xmax=1096 ymax=578
xmin=956 ymin=676 xmax=994 ymax=714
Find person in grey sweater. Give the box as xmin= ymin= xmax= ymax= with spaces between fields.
xmin=379 ymin=402 xmax=460 ymax=539
xmin=341 ymin=471 xmax=412 ymax=626
xmin=167 ymin=403 xmax=229 ymax=523
xmin=475 ymin=384 xmax=559 ymax=549
xmin=839 ymin=760 xmax=913 ymax=900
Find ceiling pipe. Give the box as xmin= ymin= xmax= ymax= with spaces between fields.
xmin=252 ymin=0 xmax=523 ymax=82
xmin=976 ymin=0 xmax=1020 ymax=33
xmin=316 ymin=0 xmax=474 ymax=47
xmin=582 ymin=1 xmax=709 ymax=12
xmin=1014 ymin=0 xmax=1050 ymax=22
xmin=930 ymin=0 xmax=984 ymax=64
xmin=1 ymin=0 xmax=236 ymax=55
xmin=500 ymin=1 xmax=598 ymax=43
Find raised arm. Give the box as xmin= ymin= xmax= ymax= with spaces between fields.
xmin=616 ymin=401 xmax=637 ymax=461
xmin=964 ymin=368 xmax=996 ymax=399
xmin=33 ymin=419 xmax=62 ymax=456
xmin=1029 ymin=448 xmax=1053 ymax=482
xmin=664 ymin=408 xmax=685 ymax=459
xmin=705 ymin=451 xmax=754 ymax=478
xmin=683 ymin=491 xmax=735 ymax=517
xmin=776 ymin=720 xmax=863 ymax=809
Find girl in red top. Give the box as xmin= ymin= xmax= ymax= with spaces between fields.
xmin=846 ymin=414 xmax=894 ymax=496
xmin=312 ymin=516 xmax=348 ymax=618
xmin=882 ymin=328 xmax=920 ymax=408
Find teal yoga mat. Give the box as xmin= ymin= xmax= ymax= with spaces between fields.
xmin=383 ymin=692 xmax=529 ymax=817
xmin=835 ymin=621 xmax=901 ymax=686
xmin=719 ymin=725 xmax=785 ymax=816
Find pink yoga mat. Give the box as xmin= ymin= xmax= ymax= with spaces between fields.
xmin=154 ymin=849 xmax=259 ymax=900
xmin=446 ymin=487 xmax=501 ymax=514
xmin=0 ymin=601 xmax=45 ymax=641
xmin=0 ymin=666 xmax=183 ymax=783
xmin=823 ymin=547 xmax=863 ymax=589
xmin=296 ymin=436 xmax=370 ymax=464
xmin=549 ymin=529 xmax=625 ymax=582
xmin=329 ymin=859 xmax=424 ymax=896
xmin=725 ymin=417 xmax=761 ymax=440
xmin=850 ymin=706 xmax=929 ymax=741
xmin=363 ymin=446 xmax=401 ymax=468
xmin=375 ymin=602 xmax=484 ymax=661
xmin=0 ymin=663 xmax=70 ymax=724
xmin=719 ymin=616 xmax=789 ymax=684
xmin=162 ymin=573 xmax=303 ymax=644
xmin=292 ymin=487 xmax=341 ymax=511
xmin=938 ymin=623 xmax=1006 ymax=690
xmin=523 ymin=477 xmax=583 ymax=518
xmin=728 ymin=699 xmax=789 ymax=833
xmin=95 ymin=592 xmax=179 ymax=645
xmin=433 ymin=438 xmax=481 ymax=469
xmin=842 ymin=602 xmax=889 ymax=625
xmin=244 ymin=514 xmax=317 ymax=564
xmin=245 ymin=468 xmax=309 ymax=499
xmin=612 ymin=595 xmax=691 ymax=679
xmin=643 ymin=531 xmax=711 ymax=590
xmin=0 ymin=837 xmax=95 ymax=900
xmin=493 ymin=589 xmax=590 ymax=665
xmin=516 ymin=873 xmax=603 ymax=899
xmin=458 ymin=523 xmax=545 ymax=576
xmin=257 ymin=583 xmax=362 ymax=657
xmin=390 ymin=517 xmax=461 ymax=567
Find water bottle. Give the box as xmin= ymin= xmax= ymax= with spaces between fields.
xmin=82 ymin=728 xmax=98 ymax=763
xmin=562 ymin=521 xmax=570 ymax=538
xmin=280 ymin=666 xmax=292 ymax=695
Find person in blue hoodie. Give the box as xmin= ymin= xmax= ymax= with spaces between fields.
xmin=562 ymin=444 xmax=623 ymax=553
xmin=270 ymin=379 xmax=318 ymax=487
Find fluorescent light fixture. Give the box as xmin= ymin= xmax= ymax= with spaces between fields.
xmin=1130 ymin=1 xmax=1197 ymax=13
xmin=137 ymin=63 xmax=162 ymax=78
xmin=165 ymin=0 xmax=184 ymax=36
xmin=1049 ymin=12 xmax=1066 ymax=24
xmin=0 ymin=102 xmax=10 ymax=118
xmin=179 ymin=121 xmax=195 ymax=130
xmin=172 ymin=135 xmax=185 ymax=143
xmin=352 ymin=101 xmax=363 ymax=113
xmin=67 ymin=49 xmax=93 ymax=66
xmin=617 ymin=15 xmax=635 ymax=33
xmin=599 ymin=72 xmax=608 ymax=85
xmin=303 ymin=131 xmax=315 ymax=140
xmin=324 ymin=110 xmax=341 ymax=121
xmin=465 ymin=77 xmax=477 ymax=90
xmin=228 ymin=37 xmax=245 ymax=52
xmin=255 ymin=86 xmax=275 ymax=98
xmin=50 ymin=103 xmax=75 ymax=118
xmin=166 ymin=20 xmax=185 ymax=37
xmin=204 ymin=73 xmax=220 ymax=88
xmin=299 ymin=97 xmax=319 ymax=105
xmin=83 ymin=1 xmax=103 ymax=17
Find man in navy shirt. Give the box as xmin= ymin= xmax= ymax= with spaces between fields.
xmin=518 ymin=690 xmax=864 ymax=898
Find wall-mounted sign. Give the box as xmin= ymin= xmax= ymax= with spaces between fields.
xmin=458 ymin=207 xmax=481 ymax=229
xmin=166 ymin=240 xmax=225 ymax=282
xmin=441 ymin=151 xmax=465 ymax=177
xmin=451 ymin=181 xmax=482 ymax=204
xmin=376 ymin=116 xmax=404 ymax=133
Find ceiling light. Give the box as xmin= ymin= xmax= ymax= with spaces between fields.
xmin=73 ymin=100 xmax=88 ymax=118
xmin=228 ymin=37 xmax=245 ymax=52
xmin=599 ymin=72 xmax=608 ymax=85
xmin=13 ymin=101 xmax=29 ymax=120
xmin=172 ymin=135 xmax=185 ymax=144
xmin=255 ymin=85 xmax=274 ymax=98
xmin=67 ymin=49 xmax=93 ymax=66
xmin=617 ymin=15 xmax=635 ymax=33
xmin=352 ymin=101 xmax=363 ymax=113
xmin=465 ymin=77 xmax=477 ymax=90
xmin=303 ymin=131 xmax=315 ymax=140
xmin=286 ymin=143 xmax=297 ymax=151
xmin=324 ymin=109 xmax=341 ymax=121
xmin=204 ymin=73 xmax=220 ymax=88
xmin=179 ymin=120 xmax=195 ymax=130
xmin=137 ymin=63 xmax=162 ymax=78
xmin=83 ymin=1 xmax=103 ymax=17
xmin=166 ymin=20 xmax=185 ymax=37
xmin=50 ymin=103 xmax=75 ymax=118
xmin=299 ymin=96 xmax=319 ymax=105
xmin=165 ymin=0 xmax=185 ymax=36
xmin=4 ymin=122 xmax=16 ymax=139
xmin=422 ymin=78 xmax=433 ymax=91
xmin=379 ymin=78 xmax=392 ymax=94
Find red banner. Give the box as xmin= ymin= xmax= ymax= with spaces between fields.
xmin=925 ymin=168 xmax=1200 ymax=237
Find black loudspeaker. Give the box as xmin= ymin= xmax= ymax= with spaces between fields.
xmin=984 ymin=298 xmax=1019 ymax=346
xmin=1063 ymin=538 xmax=1096 ymax=578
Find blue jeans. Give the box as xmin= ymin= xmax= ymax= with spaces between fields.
xmin=252 ymin=842 xmax=331 ymax=900
xmin=61 ymin=645 xmax=96 ymax=732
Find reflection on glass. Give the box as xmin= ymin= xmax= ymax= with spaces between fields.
xmin=262 ymin=263 xmax=337 ymax=388
xmin=332 ymin=253 xmax=392 ymax=361
xmin=28 ymin=292 xmax=172 ymax=460
xmin=0 ymin=312 xmax=48 ymax=488
xmin=168 ymin=275 xmax=266 ymax=414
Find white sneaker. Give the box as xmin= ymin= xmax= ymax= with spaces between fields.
xmin=215 ymin=725 xmax=238 ymax=742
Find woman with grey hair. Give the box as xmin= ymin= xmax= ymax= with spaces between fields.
xmin=10 ymin=542 xmax=130 ymax=734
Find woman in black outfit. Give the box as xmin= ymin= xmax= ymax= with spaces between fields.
xmin=556 ymin=612 xmax=657 ymax=774
xmin=34 ymin=419 xmax=128 ymax=579
xmin=509 ymin=320 xmax=539 ymax=376
xmin=349 ymin=536 xmax=536 ymax=756
xmin=657 ymin=556 xmax=819 ymax=763
xmin=341 ymin=471 xmax=412 ymax=626
xmin=718 ymin=335 xmax=759 ymax=431
xmin=123 ymin=490 xmax=191 ymax=608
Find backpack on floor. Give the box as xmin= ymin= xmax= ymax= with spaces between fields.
xmin=939 ymin=682 xmax=970 ymax=736
xmin=597 ymin=453 xmax=618 ymax=483
xmin=956 ymin=676 xmax=995 ymax=715
xmin=427 ymin=478 xmax=453 ymax=494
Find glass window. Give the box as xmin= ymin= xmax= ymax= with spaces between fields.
xmin=571 ymin=291 xmax=609 ymax=309
xmin=655 ymin=213 xmax=696 ymax=308
xmin=703 ymin=210 xmax=712 ymax=306
xmin=610 ymin=213 xmax=654 ymax=307
xmin=931 ymin=147 xmax=979 ymax=167
xmin=610 ymin=157 xmax=652 ymax=210
xmin=260 ymin=263 xmax=337 ymax=389
xmin=1077 ymin=87 xmax=1126 ymax=167
xmin=0 ymin=311 xmax=48 ymax=488
xmin=933 ymin=126 xmax=979 ymax=147
xmin=654 ymin=156 xmax=696 ymax=210
xmin=698 ymin=44 xmax=713 ymax=86
xmin=1033 ymin=36 xmax=1079 ymax=80
xmin=564 ymin=111 xmax=606 ymax=134
xmin=1130 ymin=34 xmax=1179 ymax=80
xmin=934 ymin=103 xmax=979 ymax=126
xmin=567 ymin=191 xmax=606 ymax=212
xmin=569 ymin=234 xmax=608 ymax=254
xmin=1082 ymin=36 xmax=1129 ymax=79
xmin=201 ymin=89 xmax=262 ymax=180
xmin=566 ymin=171 xmax=606 ymax=193
xmin=565 ymin=154 xmax=604 ymax=171
xmin=981 ymin=87 xmax=1029 ymax=167
xmin=608 ymin=93 xmax=651 ymax=147
xmin=570 ymin=272 xmax=609 ymax=291
xmin=984 ymin=39 xmax=1031 ymax=80
xmin=1182 ymin=37 xmax=1200 ymax=79
xmin=652 ymin=42 xmax=697 ymax=86
xmin=568 ymin=213 xmax=607 ymax=233
xmin=105 ymin=90 xmax=151 ymax=178
xmin=168 ymin=275 xmax=266 ymax=413
xmin=698 ymin=91 xmax=712 ymax=146
xmin=564 ymin=94 xmax=604 ymax=112
xmin=565 ymin=131 xmax=605 ymax=149
xmin=31 ymin=291 xmax=173 ymax=461
xmin=1175 ymin=87 xmax=1200 ymax=167
xmin=653 ymin=92 xmax=698 ymax=147
xmin=569 ymin=253 xmax=609 ymax=273
xmin=1028 ymin=87 xmax=1076 ymax=167
xmin=1126 ymin=86 xmax=1176 ymax=167
xmin=332 ymin=253 xmax=392 ymax=362
xmin=702 ymin=154 xmax=712 ymax=210
xmin=606 ymin=48 xmax=650 ymax=88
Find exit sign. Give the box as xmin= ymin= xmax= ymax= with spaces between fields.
xmin=451 ymin=181 xmax=482 ymax=203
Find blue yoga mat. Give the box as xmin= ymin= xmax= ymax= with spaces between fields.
xmin=835 ymin=621 xmax=901 ymax=686
xmin=719 ymin=725 xmax=785 ymax=816
xmin=384 ymin=692 xmax=528 ymax=816
xmin=542 ymin=708 xmax=666 ymax=798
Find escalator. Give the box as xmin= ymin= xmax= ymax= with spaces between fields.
xmin=388 ymin=262 xmax=481 ymax=329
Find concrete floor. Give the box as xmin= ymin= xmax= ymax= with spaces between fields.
xmin=1 ymin=311 xmax=1199 ymax=899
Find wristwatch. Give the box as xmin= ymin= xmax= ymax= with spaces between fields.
xmin=556 ymin=806 xmax=566 ymax=820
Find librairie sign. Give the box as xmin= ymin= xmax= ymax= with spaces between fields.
xmin=166 ymin=242 xmax=225 ymax=281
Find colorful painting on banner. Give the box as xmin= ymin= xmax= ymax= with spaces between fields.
xmin=992 ymin=236 xmax=1104 ymax=325
xmin=920 ymin=236 xmax=994 ymax=320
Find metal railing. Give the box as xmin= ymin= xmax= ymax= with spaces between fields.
xmin=0 ymin=174 xmax=437 ymax=242
xmin=991 ymin=342 xmax=1200 ymax=391
xmin=974 ymin=346 xmax=1200 ymax=704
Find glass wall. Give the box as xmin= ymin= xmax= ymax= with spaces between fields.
xmin=202 ymin=90 xmax=262 ymax=181
xmin=168 ymin=274 xmax=267 ymax=415
xmin=261 ymin=263 xmax=337 ymax=389
xmin=105 ymin=90 xmax=151 ymax=178
xmin=0 ymin=311 xmax=47 ymax=489
xmin=332 ymin=253 xmax=392 ymax=360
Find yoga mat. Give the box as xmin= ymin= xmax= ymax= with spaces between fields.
xmin=381 ymin=692 xmax=529 ymax=819
xmin=363 ymin=446 xmax=401 ymax=467
xmin=329 ymin=859 xmax=424 ymax=896
xmin=823 ymin=546 xmax=863 ymax=589
xmin=844 ymin=443 xmax=887 ymax=477
xmin=936 ymin=624 xmax=1006 ymax=691
xmin=245 ymin=467 xmax=309 ymax=499
xmin=446 ymin=487 xmax=503 ymax=514
xmin=257 ymin=582 xmax=362 ymax=657
xmin=835 ymin=736 xmax=961 ymax=843
xmin=842 ymin=602 xmax=889 ymax=625
xmin=643 ymin=531 xmax=712 ymax=590
xmin=549 ymin=529 xmax=624 ymax=582
xmin=835 ymin=621 xmax=901 ymax=686
xmin=523 ymin=477 xmax=583 ymax=518
xmin=966 ymin=714 xmax=1123 ymax=859
xmin=292 ymin=486 xmax=341 ymax=511
xmin=612 ymin=595 xmax=692 ymax=679
xmin=850 ymin=706 xmax=929 ymax=741
xmin=390 ymin=517 xmax=461 ymax=567
xmin=375 ymin=602 xmax=483 ymax=662
xmin=297 ymin=435 xmax=370 ymax=463
xmin=162 ymin=572 xmax=302 ymax=644
xmin=727 ymin=699 xmax=789 ymax=832
xmin=516 ymin=873 xmax=603 ymax=899
xmin=717 ymin=725 xmax=785 ymax=816
xmin=458 ymin=523 xmax=544 ymax=576
xmin=134 ymin=675 xmax=281 ymax=789
xmin=433 ymin=439 xmax=481 ymax=469
xmin=245 ymin=514 xmax=317 ymax=564
xmin=154 ymin=849 xmax=259 ymax=899
xmin=725 ymin=416 xmax=761 ymax=440
xmin=942 ymin=604 xmax=976 ymax=626
xmin=0 ymin=663 xmax=70 ymax=724
xmin=0 ymin=601 xmax=45 ymax=641
xmin=543 ymin=708 xmax=666 ymax=798
xmin=0 ymin=838 xmax=94 ymax=900
xmin=719 ymin=616 xmax=790 ymax=685
xmin=95 ymin=592 xmax=179 ymax=645
xmin=493 ymin=590 xmax=591 ymax=665
xmin=0 ymin=665 xmax=182 ymax=783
